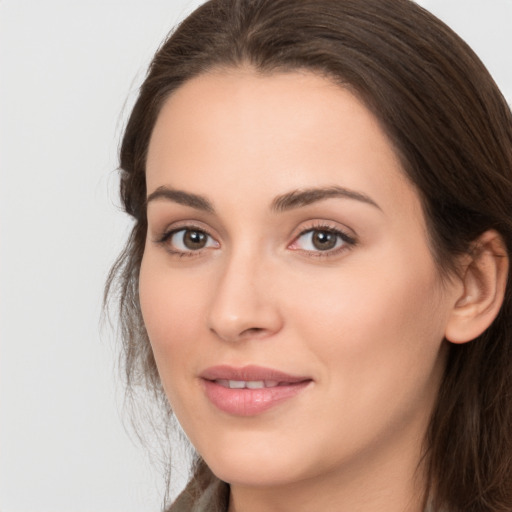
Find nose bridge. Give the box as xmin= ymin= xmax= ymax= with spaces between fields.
xmin=207 ymin=243 xmax=282 ymax=342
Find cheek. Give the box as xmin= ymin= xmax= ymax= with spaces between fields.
xmin=282 ymin=260 xmax=449 ymax=450
xmin=287 ymin=253 xmax=448 ymax=386
xmin=138 ymin=253 xmax=205 ymax=383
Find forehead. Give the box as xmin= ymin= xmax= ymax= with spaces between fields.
xmin=146 ymin=68 xmax=419 ymax=220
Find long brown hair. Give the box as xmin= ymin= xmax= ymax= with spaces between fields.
xmin=106 ymin=0 xmax=512 ymax=510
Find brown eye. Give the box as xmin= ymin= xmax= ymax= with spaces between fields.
xmin=183 ymin=230 xmax=208 ymax=249
xmin=166 ymin=228 xmax=219 ymax=253
xmin=311 ymin=230 xmax=338 ymax=251
xmin=289 ymin=227 xmax=355 ymax=255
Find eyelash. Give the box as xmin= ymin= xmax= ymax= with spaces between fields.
xmin=155 ymin=222 xmax=357 ymax=258
xmin=155 ymin=225 xmax=218 ymax=257
xmin=290 ymin=223 xmax=357 ymax=258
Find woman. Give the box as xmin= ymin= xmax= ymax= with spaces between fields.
xmin=106 ymin=0 xmax=512 ymax=510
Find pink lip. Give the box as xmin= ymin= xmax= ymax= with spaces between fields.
xmin=200 ymin=365 xmax=309 ymax=383
xmin=199 ymin=365 xmax=312 ymax=416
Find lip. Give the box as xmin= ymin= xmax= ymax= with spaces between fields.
xmin=200 ymin=364 xmax=310 ymax=383
xmin=199 ymin=365 xmax=313 ymax=416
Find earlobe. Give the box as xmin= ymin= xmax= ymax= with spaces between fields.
xmin=445 ymin=230 xmax=509 ymax=344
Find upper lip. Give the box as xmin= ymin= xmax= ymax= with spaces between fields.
xmin=199 ymin=365 xmax=311 ymax=384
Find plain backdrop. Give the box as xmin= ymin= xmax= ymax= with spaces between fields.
xmin=0 ymin=1 xmax=511 ymax=511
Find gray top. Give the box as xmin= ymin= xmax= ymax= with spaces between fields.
xmin=168 ymin=472 xmax=229 ymax=512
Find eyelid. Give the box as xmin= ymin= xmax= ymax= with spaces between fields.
xmin=153 ymin=222 xmax=220 ymax=256
xmin=151 ymin=218 xmax=216 ymax=241
xmin=288 ymin=221 xmax=357 ymax=256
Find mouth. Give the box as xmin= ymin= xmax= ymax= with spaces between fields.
xmin=199 ymin=365 xmax=313 ymax=416
xmin=214 ymin=379 xmax=287 ymax=389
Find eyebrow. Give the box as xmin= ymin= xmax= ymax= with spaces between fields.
xmin=146 ymin=184 xmax=381 ymax=213
xmin=146 ymin=186 xmax=214 ymax=212
xmin=271 ymin=186 xmax=381 ymax=212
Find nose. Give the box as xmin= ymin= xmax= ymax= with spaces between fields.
xmin=206 ymin=251 xmax=283 ymax=343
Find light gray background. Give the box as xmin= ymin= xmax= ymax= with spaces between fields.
xmin=1 ymin=1 xmax=511 ymax=511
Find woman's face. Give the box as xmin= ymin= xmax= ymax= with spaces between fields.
xmin=140 ymin=69 xmax=460 ymax=490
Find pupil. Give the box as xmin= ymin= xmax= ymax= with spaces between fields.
xmin=184 ymin=230 xmax=207 ymax=249
xmin=313 ymin=231 xmax=336 ymax=250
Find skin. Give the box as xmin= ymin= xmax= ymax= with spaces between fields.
xmin=140 ymin=69 xmax=466 ymax=512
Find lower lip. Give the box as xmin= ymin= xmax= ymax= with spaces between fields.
xmin=202 ymin=379 xmax=311 ymax=416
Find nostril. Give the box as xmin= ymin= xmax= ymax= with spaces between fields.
xmin=240 ymin=327 xmax=266 ymax=338
xmin=209 ymin=325 xmax=267 ymax=342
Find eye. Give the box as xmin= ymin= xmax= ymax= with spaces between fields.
xmin=161 ymin=227 xmax=219 ymax=254
xmin=289 ymin=227 xmax=355 ymax=254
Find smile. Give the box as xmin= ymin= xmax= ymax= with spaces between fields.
xmin=200 ymin=365 xmax=312 ymax=416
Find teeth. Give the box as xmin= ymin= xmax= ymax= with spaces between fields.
xmin=229 ymin=380 xmax=246 ymax=389
xmin=215 ymin=380 xmax=281 ymax=389
xmin=246 ymin=381 xmax=264 ymax=389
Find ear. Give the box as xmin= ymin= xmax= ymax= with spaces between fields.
xmin=445 ymin=230 xmax=509 ymax=344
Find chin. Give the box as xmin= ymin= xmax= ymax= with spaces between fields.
xmin=199 ymin=438 xmax=317 ymax=488
xmin=209 ymin=459 xmax=300 ymax=488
